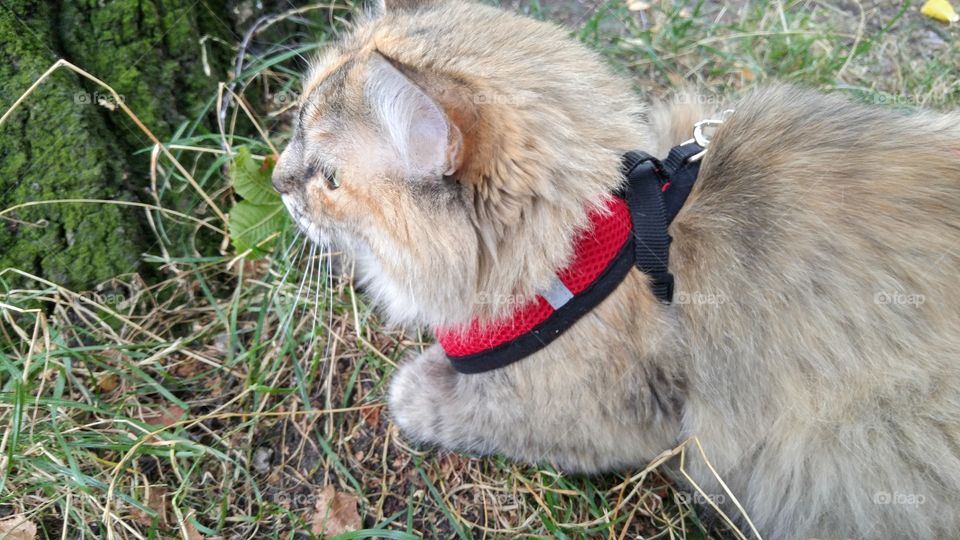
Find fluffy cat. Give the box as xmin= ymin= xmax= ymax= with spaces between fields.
xmin=271 ymin=0 xmax=960 ymax=537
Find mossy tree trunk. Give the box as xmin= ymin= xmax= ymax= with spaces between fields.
xmin=0 ymin=0 xmax=233 ymax=291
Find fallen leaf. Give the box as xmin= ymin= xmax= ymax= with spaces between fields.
xmin=921 ymin=0 xmax=959 ymax=23
xmin=170 ymin=358 xmax=204 ymax=378
xmin=309 ymin=486 xmax=361 ymax=538
xmin=181 ymin=510 xmax=204 ymax=540
xmin=0 ymin=515 xmax=37 ymax=540
xmin=132 ymin=486 xmax=169 ymax=527
xmin=98 ymin=374 xmax=120 ymax=392
xmin=439 ymin=453 xmax=463 ymax=477
xmin=361 ymin=406 xmax=381 ymax=429
xmin=204 ymin=375 xmax=225 ymax=398
xmin=142 ymin=404 xmax=186 ymax=428
xmin=260 ymin=154 xmax=278 ymax=173
xmin=627 ymin=0 xmax=651 ymax=11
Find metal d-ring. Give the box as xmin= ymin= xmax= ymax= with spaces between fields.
xmin=684 ymin=109 xmax=735 ymax=162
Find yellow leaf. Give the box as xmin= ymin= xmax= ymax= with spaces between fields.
xmin=922 ymin=0 xmax=959 ymax=23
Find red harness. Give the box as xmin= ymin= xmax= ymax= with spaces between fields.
xmin=434 ymin=144 xmax=703 ymax=373
xmin=435 ymin=198 xmax=632 ymax=358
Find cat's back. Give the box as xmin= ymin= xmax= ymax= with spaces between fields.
xmin=675 ymin=84 xmax=960 ymax=298
xmin=668 ymin=85 xmax=960 ymax=538
xmin=672 ymin=84 xmax=960 ymax=374
xmin=690 ymin=84 xmax=960 ymax=225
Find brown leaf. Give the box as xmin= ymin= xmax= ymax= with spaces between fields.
xmin=361 ymin=406 xmax=381 ymax=429
xmin=132 ymin=486 xmax=169 ymax=527
xmin=182 ymin=510 xmax=204 ymax=540
xmin=170 ymin=358 xmax=204 ymax=378
xmin=260 ymin=155 xmax=277 ymax=173
xmin=309 ymin=486 xmax=361 ymax=538
xmin=0 ymin=515 xmax=37 ymax=540
xmin=97 ymin=374 xmax=120 ymax=393
xmin=142 ymin=404 xmax=186 ymax=428
xmin=204 ymin=375 xmax=225 ymax=398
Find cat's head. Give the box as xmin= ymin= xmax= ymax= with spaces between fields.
xmin=272 ymin=0 xmax=651 ymax=328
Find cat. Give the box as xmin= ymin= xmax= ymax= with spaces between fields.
xmin=270 ymin=0 xmax=960 ymax=537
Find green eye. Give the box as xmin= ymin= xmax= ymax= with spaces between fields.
xmin=328 ymin=168 xmax=341 ymax=189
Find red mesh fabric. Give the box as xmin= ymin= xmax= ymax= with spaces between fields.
xmin=435 ymin=198 xmax=631 ymax=357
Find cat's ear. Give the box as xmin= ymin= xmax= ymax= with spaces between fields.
xmin=370 ymin=0 xmax=435 ymax=17
xmin=365 ymin=52 xmax=462 ymax=178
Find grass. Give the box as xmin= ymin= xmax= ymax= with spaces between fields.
xmin=1 ymin=0 xmax=957 ymax=538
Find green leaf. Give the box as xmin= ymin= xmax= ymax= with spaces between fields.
xmin=231 ymin=146 xmax=280 ymax=204
xmin=229 ymin=200 xmax=287 ymax=258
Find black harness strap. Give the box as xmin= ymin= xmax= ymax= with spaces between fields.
xmin=620 ymin=143 xmax=703 ymax=303
xmin=445 ymin=143 xmax=703 ymax=373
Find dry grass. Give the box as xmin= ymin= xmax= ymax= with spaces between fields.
xmin=1 ymin=0 xmax=957 ymax=538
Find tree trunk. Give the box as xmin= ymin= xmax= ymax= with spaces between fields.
xmin=0 ymin=0 xmax=232 ymax=290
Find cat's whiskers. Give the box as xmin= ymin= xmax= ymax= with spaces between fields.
xmin=270 ymin=232 xmax=308 ymax=337
xmin=310 ymin=240 xmax=324 ymax=343
xmin=300 ymin=242 xmax=320 ymax=334
xmin=271 ymin=230 xmax=304 ymax=298
xmin=321 ymin=244 xmax=337 ymax=389
xmin=279 ymin=240 xmax=316 ymax=340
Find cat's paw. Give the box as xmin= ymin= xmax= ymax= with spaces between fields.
xmin=387 ymin=345 xmax=457 ymax=447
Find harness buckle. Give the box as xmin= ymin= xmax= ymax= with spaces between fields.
xmin=682 ymin=109 xmax=735 ymax=162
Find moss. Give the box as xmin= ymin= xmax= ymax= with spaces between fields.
xmin=57 ymin=0 xmax=232 ymax=151
xmin=0 ymin=0 xmax=230 ymax=291
xmin=0 ymin=1 xmax=135 ymax=290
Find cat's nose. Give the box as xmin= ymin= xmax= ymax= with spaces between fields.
xmin=272 ymin=152 xmax=298 ymax=194
xmin=272 ymin=172 xmax=292 ymax=194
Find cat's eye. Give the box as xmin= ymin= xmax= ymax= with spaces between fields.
xmin=305 ymin=161 xmax=340 ymax=190
xmin=327 ymin=168 xmax=341 ymax=190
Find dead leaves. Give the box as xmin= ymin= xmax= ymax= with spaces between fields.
xmin=309 ymin=486 xmax=361 ymax=538
xmin=131 ymin=486 xmax=169 ymax=528
xmin=97 ymin=373 xmax=120 ymax=393
xmin=181 ymin=511 xmax=204 ymax=540
xmin=141 ymin=403 xmax=186 ymax=429
xmin=0 ymin=515 xmax=37 ymax=540
xmin=361 ymin=405 xmax=381 ymax=430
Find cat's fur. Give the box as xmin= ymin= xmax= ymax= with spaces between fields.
xmin=271 ymin=0 xmax=960 ymax=537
